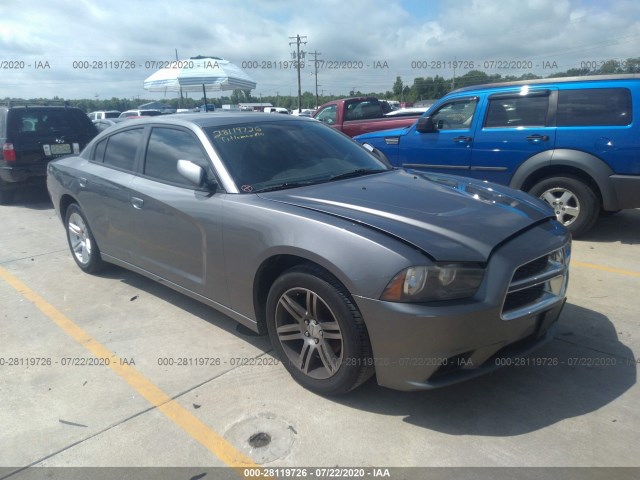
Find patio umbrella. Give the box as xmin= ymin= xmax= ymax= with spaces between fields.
xmin=143 ymin=55 xmax=256 ymax=110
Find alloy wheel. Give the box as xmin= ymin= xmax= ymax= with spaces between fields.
xmin=274 ymin=287 xmax=344 ymax=380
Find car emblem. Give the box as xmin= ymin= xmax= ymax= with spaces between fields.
xmin=55 ymin=138 xmax=65 ymax=144
xmin=241 ymin=185 xmax=254 ymax=192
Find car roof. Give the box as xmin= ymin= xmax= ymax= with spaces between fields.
xmin=112 ymin=112 xmax=315 ymax=129
xmin=449 ymin=73 xmax=640 ymax=95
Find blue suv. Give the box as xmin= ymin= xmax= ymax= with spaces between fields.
xmin=355 ymin=74 xmax=640 ymax=236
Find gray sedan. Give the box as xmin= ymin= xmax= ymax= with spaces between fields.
xmin=47 ymin=113 xmax=571 ymax=394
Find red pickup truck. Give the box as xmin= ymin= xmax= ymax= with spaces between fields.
xmin=313 ymin=97 xmax=422 ymax=137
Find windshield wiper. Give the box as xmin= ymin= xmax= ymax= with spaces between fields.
xmin=328 ymin=168 xmax=388 ymax=182
xmin=254 ymin=182 xmax=312 ymax=193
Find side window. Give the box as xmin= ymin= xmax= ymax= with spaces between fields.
xmin=93 ymin=138 xmax=107 ymax=162
xmin=485 ymin=95 xmax=549 ymax=128
xmin=315 ymin=105 xmax=337 ymax=125
xmin=144 ymin=128 xmax=209 ymax=186
xmin=557 ymin=88 xmax=632 ymax=126
xmin=103 ymin=128 xmax=143 ymax=171
xmin=432 ymin=98 xmax=478 ymax=130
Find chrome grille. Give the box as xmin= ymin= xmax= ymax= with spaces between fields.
xmin=502 ymin=243 xmax=570 ymax=320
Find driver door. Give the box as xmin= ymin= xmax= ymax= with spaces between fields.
xmin=399 ymin=96 xmax=478 ymax=174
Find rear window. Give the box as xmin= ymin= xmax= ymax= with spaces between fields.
xmin=344 ymin=100 xmax=382 ymax=121
xmin=557 ymin=88 xmax=632 ymax=126
xmin=7 ymin=108 xmax=97 ymax=137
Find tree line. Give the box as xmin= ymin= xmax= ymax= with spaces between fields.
xmin=4 ymin=57 xmax=638 ymax=112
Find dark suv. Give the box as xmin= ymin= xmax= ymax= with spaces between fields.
xmin=0 ymin=103 xmax=98 ymax=203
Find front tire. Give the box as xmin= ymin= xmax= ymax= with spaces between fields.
xmin=65 ymin=204 xmax=105 ymax=273
xmin=528 ymin=176 xmax=599 ymax=237
xmin=266 ymin=264 xmax=374 ymax=395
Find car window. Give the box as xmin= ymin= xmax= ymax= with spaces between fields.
xmin=485 ymin=95 xmax=549 ymax=128
xmin=315 ymin=105 xmax=337 ymax=125
xmin=431 ymin=98 xmax=478 ymax=130
xmin=102 ymin=128 xmax=144 ymax=171
xmin=206 ymin=120 xmax=389 ymax=192
xmin=104 ymin=111 xmax=120 ymax=119
xmin=7 ymin=108 xmax=97 ymax=137
xmin=93 ymin=138 xmax=107 ymax=161
xmin=557 ymin=88 xmax=632 ymax=126
xmin=345 ymin=100 xmax=382 ymax=121
xmin=144 ymin=127 xmax=209 ymax=186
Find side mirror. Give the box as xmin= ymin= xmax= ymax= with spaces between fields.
xmin=178 ymin=159 xmax=215 ymax=190
xmin=416 ymin=116 xmax=437 ymax=133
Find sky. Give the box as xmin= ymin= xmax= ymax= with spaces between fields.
xmin=1 ymin=0 xmax=639 ymax=101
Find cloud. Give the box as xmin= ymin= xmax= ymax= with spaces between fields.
xmin=0 ymin=0 xmax=639 ymax=100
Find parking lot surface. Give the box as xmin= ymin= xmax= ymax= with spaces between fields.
xmin=1 ymin=188 xmax=638 ymax=478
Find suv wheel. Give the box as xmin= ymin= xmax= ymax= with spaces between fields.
xmin=266 ymin=264 xmax=374 ymax=395
xmin=529 ymin=176 xmax=599 ymax=237
xmin=0 ymin=182 xmax=15 ymax=205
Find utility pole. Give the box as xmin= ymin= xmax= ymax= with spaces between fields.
xmin=175 ymin=48 xmax=184 ymax=109
xmin=451 ymin=56 xmax=456 ymax=90
xmin=309 ymin=50 xmax=321 ymax=108
xmin=289 ymin=34 xmax=307 ymax=113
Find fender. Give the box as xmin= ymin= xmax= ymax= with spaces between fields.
xmin=509 ymin=149 xmax=619 ymax=210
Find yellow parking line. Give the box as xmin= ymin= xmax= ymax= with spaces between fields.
xmin=0 ymin=266 xmax=265 ymax=477
xmin=572 ymin=261 xmax=640 ymax=277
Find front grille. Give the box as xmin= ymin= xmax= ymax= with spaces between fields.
xmin=511 ymin=255 xmax=549 ymax=282
xmin=502 ymin=283 xmax=545 ymax=311
xmin=502 ymin=244 xmax=570 ymax=320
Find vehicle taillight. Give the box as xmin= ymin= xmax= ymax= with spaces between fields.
xmin=2 ymin=143 xmax=16 ymax=162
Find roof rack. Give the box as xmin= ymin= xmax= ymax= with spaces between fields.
xmin=2 ymin=99 xmax=71 ymax=108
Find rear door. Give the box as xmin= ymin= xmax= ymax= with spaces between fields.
xmin=470 ymin=88 xmax=557 ymax=185
xmin=78 ymin=127 xmax=144 ymax=264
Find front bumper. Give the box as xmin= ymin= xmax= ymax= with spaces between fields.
xmin=355 ymin=221 xmax=570 ymax=391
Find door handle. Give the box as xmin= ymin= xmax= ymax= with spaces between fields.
xmin=526 ymin=134 xmax=549 ymax=142
xmin=78 ymin=177 xmax=87 ymax=188
xmin=453 ymin=136 xmax=472 ymax=143
xmin=130 ymin=197 xmax=144 ymax=209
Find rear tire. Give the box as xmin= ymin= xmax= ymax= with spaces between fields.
xmin=528 ymin=176 xmax=599 ymax=237
xmin=65 ymin=203 xmax=105 ymax=273
xmin=0 ymin=183 xmax=15 ymax=205
xmin=266 ymin=264 xmax=374 ymax=395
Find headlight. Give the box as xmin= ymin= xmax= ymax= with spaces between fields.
xmin=381 ymin=264 xmax=484 ymax=302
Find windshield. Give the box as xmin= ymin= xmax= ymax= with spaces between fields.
xmin=206 ymin=120 xmax=390 ymax=192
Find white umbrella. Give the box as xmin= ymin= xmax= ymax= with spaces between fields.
xmin=143 ymin=55 xmax=257 ymax=109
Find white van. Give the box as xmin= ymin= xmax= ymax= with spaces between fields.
xmin=88 ymin=110 xmax=121 ymax=120
xmin=264 ymin=107 xmax=290 ymax=114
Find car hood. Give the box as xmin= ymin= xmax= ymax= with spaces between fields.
xmin=258 ymin=169 xmax=555 ymax=262
xmin=354 ymin=127 xmax=408 ymax=141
